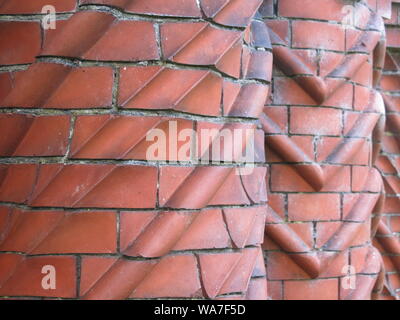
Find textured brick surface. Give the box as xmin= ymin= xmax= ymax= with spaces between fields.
xmin=0 ymin=0 xmax=270 ymax=300
xmin=1 ymin=0 xmax=400 ymax=301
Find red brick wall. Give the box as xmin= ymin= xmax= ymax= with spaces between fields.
xmin=0 ymin=0 xmax=271 ymax=299
xmin=0 ymin=0 xmax=399 ymax=300
xmin=375 ymin=0 xmax=400 ymax=300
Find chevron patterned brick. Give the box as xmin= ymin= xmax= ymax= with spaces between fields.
xmin=261 ymin=0 xmax=391 ymax=300
xmin=3 ymin=0 xmax=398 ymax=301
xmin=0 ymin=21 xmax=41 ymax=65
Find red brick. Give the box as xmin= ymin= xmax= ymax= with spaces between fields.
xmin=0 ymin=208 xmax=64 ymax=253
xmin=0 ymin=164 xmax=38 ymax=203
xmin=83 ymin=21 xmax=159 ymax=61
xmin=161 ymin=24 xmax=241 ymax=65
xmin=29 ymin=165 xmax=158 ymax=208
xmin=0 ymin=22 xmax=41 ymax=65
xmin=288 ymin=194 xmax=341 ymax=221
xmin=32 ymin=211 xmax=117 ymax=254
xmin=0 ymin=0 xmax=76 ymax=13
xmin=266 ymin=252 xmax=311 ymax=280
xmin=273 ymin=77 xmax=316 ymax=105
xmin=317 ymin=137 xmax=370 ymax=165
xmin=0 ymin=256 xmax=76 ymax=298
xmin=353 ymin=60 xmax=373 ymax=87
xmin=119 ymin=211 xmax=158 ymax=251
xmin=45 ymin=66 xmax=114 ymax=108
xmin=264 ymin=107 xmax=288 ymax=133
xmin=174 ymin=209 xmax=232 ymax=250
xmin=80 ymin=256 xmax=117 ymax=296
xmin=292 ymin=20 xmax=345 ymax=51
xmin=320 ymin=165 xmax=351 ymax=192
xmin=131 ymin=254 xmax=202 ymax=298
xmin=387 ymin=28 xmax=400 ymax=48
xmin=119 ymin=67 xmax=222 ymax=116
xmin=290 ymin=107 xmax=342 ymax=136
xmin=0 ymin=114 xmax=70 ymax=157
xmin=279 ymin=0 xmax=346 ymax=21
xmin=265 ymin=20 xmax=290 ymax=44
xmin=82 ymin=0 xmax=201 ymax=17
xmin=0 ymin=72 xmax=13 ymax=102
xmin=284 ymin=278 xmax=339 ymax=300
xmin=316 ymin=221 xmax=342 ymax=248
xmin=319 ymin=52 xmax=345 ymax=77
xmin=270 ymin=164 xmax=315 ymax=192
xmin=391 ymin=215 xmax=400 ymax=233
xmin=2 ymin=63 xmax=114 ymax=109
xmin=209 ymin=170 xmax=252 ymax=206
xmin=267 ymin=280 xmax=283 ymax=300
xmin=0 ymin=254 xmax=24 ymax=285
xmin=205 ymin=0 xmax=262 ymax=27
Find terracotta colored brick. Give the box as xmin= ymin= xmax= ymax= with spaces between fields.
xmin=81 ymin=0 xmax=201 ymax=17
xmin=319 ymin=51 xmax=345 ymax=77
xmin=80 ymin=256 xmax=118 ymax=296
xmin=284 ymin=278 xmax=339 ymax=300
xmin=119 ymin=67 xmax=222 ymax=116
xmin=201 ymin=0 xmax=262 ymax=27
xmin=131 ymin=254 xmax=202 ymax=298
xmin=82 ymin=21 xmax=159 ymax=61
xmin=174 ymin=209 xmax=232 ymax=250
xmin=290 ymin=107 xmax=342 ymax=136
xmin=70 ymin=116 xmax=195 ymax=161
xmin=292 ymin=20 xmax=345 ymax=51
xmin=2 ymin=63 xmax=113 ymax=109
xmin=161 ymin=24 xmax=241 ymax=65
xmin=266 ymin=252 xmax=311 ymax=280
xmin=32 ymin=211 xmax=117 ymax=254
xmin=273 ymin=78 xmax=316 ymax=105
xmin=0 ymin=22 xmax=41 ymax=65
xmin=0 ymin=208 xmax=64 ymax=253
xmin=267 ymin=281 xmax=283 ymax=300
xmin=0 ymin=0 xmax=76 ymax=13
xmin=119 ymin=211 xmax=158 ymax=251
xmin=387 ymin=27 xmax=400 ymax=48
xmin=0 ymin=114 xmax=70 ymax=157
xmin=0 ymin=256 xmax=76 ymax=298
xmin=0 ymin=72 xmax=15 ymax=102
xmin=279 ymin=0 xmax=346 ymax=21
xmin=263 ymin=106 xmax=288 ymax=133
xmin=317 ymin=137 xmax=370 ymax=165
xmin=316 ymin=221 xmax=342 ymax=248
xmin=209 ymin=170 xmax=252 ymax=206
xmin=353 ymin=61 xmax=373 ymax=87
xmin=0 ymin=164 xmax=38 ymax=203
xmin=265 ymin=20 xmax=290 ymax=44
xmin=44 ymin=66 xmax=114 ymax=108
xmin=270 ymin=164 xmax=315 ymax=192
xmin=391 ymin=215 xmax=400 ymax=233
xmin=288 ymin=194 xmax=341 ymax=221
xmin=320 ymin=165 xmax=351 ymax=192
xmin=30 ymin=165 xmax=158 ymax=208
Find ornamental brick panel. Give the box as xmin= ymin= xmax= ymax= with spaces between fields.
xmin=0 ymin=0 xmax=399 ymax=301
